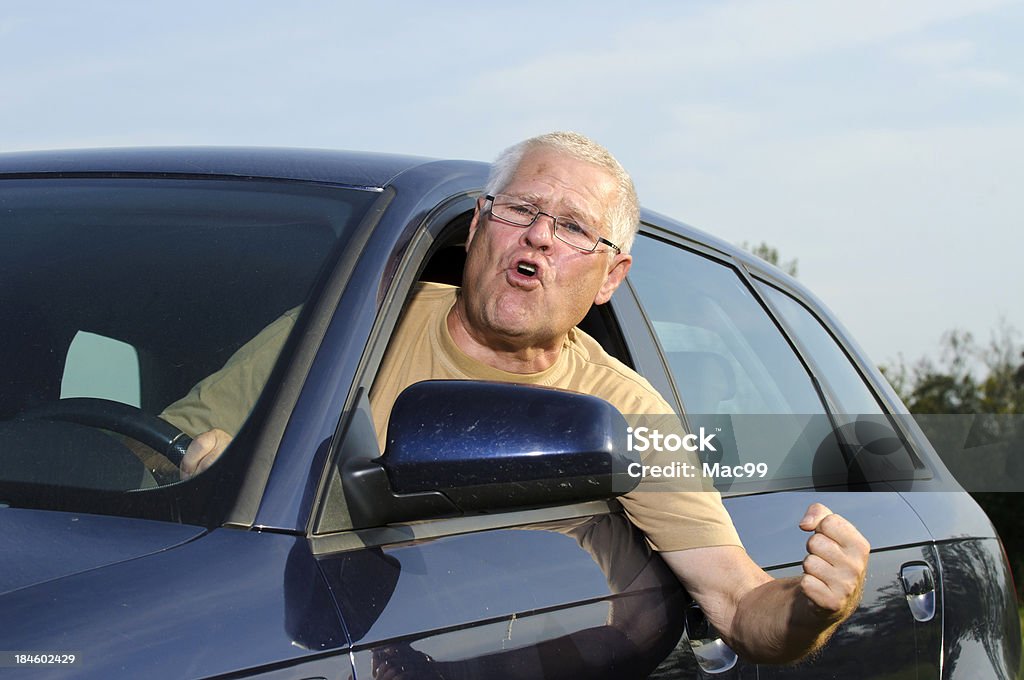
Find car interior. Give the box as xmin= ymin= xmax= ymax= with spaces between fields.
xmin=0 ymin=178 xmax=364 ymax=496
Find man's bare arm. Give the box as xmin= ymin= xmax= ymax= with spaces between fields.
xmin=660 ymin=502 xmax=869 ymax=664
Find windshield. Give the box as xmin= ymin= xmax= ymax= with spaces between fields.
xmin=0 ymin=177 xmax=377 ymax=520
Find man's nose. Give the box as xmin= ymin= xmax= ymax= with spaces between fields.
xmin=523 ymin=213 xmax=556 ymax=249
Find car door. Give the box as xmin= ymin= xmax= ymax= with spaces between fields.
xmin=623 ymin=228 xmax=942 ymax=678
xmin=302 ymin=194 xmax=939 ymax=678
xmin=305 ymin=199 xmax=696 ymax=680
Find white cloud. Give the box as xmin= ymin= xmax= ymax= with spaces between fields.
xmin=668 ymin=105 xmax=762 ymax=141
xmin=939 ymin=67 xmax=1016 ymax=88
xmin=411 ymin=0 xmax=1020 ymax=153
xmin=892 ymin=39 xmax=976 ymax=67
xmin=2 ymin=0 xmax=1021 ymax=365
xmin=610 ymin=0 xmax=1014 ymax=70
xmin=631 ymin=120 xmax=1024 ymax=365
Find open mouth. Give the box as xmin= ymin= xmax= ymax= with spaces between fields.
xmin=516 ymin=262 xmax=538 ymax=277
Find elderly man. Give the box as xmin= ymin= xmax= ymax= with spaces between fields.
xmin=162 ymin=132 xmax=869 ymax=664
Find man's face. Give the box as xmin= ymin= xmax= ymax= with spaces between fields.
xmin=459 ymin=147 xmax=632 ymax=350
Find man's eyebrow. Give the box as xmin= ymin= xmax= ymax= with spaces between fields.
xmin=511 ymin=190 xmax=544 ymax=205
xmin=560 ymin=200 xmax=602 ymax=228
xmin=512 ymin=192 xmax=600 ymax=226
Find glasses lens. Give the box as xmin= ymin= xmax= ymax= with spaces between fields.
xmin=492 ymin=196 xmax=537 ymax=226
xmin=490 ymin=195 xmax=610 ymax=252
xmin=554 ymin=219 xmax=599 ymax=251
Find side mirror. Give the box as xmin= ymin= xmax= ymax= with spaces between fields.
xmin=342 ymin=380 xmax=638 ymax=528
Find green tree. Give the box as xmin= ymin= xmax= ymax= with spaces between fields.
xmin=978 ymin=323 xmax=1024 ymax=414
xmin=902 ymin=330 xmax=980 ymax=414
xmin=885 ymin=325 xmax=1024 ymax=600
xmin=739 ymin=241 xmax=798 ymax=277
xmin=884 ymin=324 xmax=1024 ymax=414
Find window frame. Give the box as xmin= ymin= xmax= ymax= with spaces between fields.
xmin=310 ymin=194 xmax=645 ymax=547
xmin=629 ymin=224 xmax=933 ymax=492
xmin=750 ymin=275 xmax=930 ymax=481
xmin=627 ymin=226 xmax=893 ymax=494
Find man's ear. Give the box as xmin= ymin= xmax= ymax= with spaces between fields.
xmin=464 ymin=197 xmax=487 ymax=252
xmin=594 ymin=253 xmax=632 ymax=305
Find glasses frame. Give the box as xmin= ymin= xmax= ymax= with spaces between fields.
xmin=484 ymin=194 xmax=621 ymax=254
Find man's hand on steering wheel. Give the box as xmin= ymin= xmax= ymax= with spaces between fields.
xmin=180 ymin=428 xmax=234 ymax=480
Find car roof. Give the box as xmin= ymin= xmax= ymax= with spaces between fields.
xmin=0 ymin=145 xmax=805 ymax=285
xmin=0 ymin=146 xmax=456 ymax=190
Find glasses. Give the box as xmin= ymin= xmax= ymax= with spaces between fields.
xmin=485 ymin=194 xmax=621 ymax=254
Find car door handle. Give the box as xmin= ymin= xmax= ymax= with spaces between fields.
xmin=900 ymin=563 xmax=936 ymax=622
xmin=684 ymin=601 xmax=738 ymax=673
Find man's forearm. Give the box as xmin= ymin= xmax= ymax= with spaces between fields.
xmin=663 ymin=504 xmax=869 ymax=666
xmin=727 ymin=575 xmax=849 ymax=664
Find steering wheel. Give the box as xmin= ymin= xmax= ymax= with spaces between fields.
xmin=19 ymin=397 xmax=192 ymax=468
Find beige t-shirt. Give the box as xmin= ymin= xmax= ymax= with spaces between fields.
xmin=161 ymin=306 xmax=302 ymax=439
xmin=369 ymin=283 xmax=740 ymax=552
xmin=162 ymin=283 xmax=741 ymax=552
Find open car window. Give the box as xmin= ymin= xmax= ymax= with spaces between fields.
xmin=0 ymin=177 xmax=377 ymax=516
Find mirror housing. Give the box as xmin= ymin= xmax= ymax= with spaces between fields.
xmin=342 ymin=381 xmax=638 ymax=528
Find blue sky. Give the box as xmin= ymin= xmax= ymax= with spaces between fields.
xmin=3 ymin=0 xmax=1021 ymax=371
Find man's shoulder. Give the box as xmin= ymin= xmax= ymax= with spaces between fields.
xmin=398 ymin=281 xmax=457 ymax=318
xmin=405 ymin=281 xmax=458 ymax=308
xmin=565 ymin=323 xmax=650 ymax=387
xmin=565 ymin=323 xmax=674 ymax=414
xmin=413 ymin=280 xmax=458 ymax=295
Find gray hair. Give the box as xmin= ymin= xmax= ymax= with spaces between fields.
xmin=485 ymin=131 xmax=640 ymax=254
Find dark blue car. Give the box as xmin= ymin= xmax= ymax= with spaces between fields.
xmin=0 ymin=148 xmax=1018 ymax=678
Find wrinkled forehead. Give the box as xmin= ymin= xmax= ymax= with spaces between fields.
xmin=502 ymin=148 xmax=617 ymax=226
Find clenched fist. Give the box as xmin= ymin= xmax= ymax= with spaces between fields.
xmin=798 ymin=502 xmax=870 ymax=622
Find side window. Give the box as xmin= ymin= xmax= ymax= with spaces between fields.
xmin=61 ymin=331 xmax=142 ymax=407
xmin=757 ymin=282 xmax=924 ymax=480
xmin=629 ymin=235 xmax=845 ymax=490
xmin=757 ymin=284 xmax=882 ymax=416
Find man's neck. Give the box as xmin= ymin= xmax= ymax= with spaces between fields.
xmin=446 ymin=302 xmax=564 ymax=374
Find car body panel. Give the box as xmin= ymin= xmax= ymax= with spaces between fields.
xmin=0 ymin=146 xmax=430 ymax=189
xmin=757 ymin=544 xmax=942 ymax=679
xmin=321 ymin=513 xmax=688 ymax=680
xmin=0 ymin=527 xmax=349 ymax=678
xmin=724 ymin=491 xmax=933 ymax=567
xmin=940 ymin=538 xmax=1022 ymax=679
xmin=0 ymin=509 xmax=204 ymax=597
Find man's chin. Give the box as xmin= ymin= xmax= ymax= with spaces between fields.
xmin=484 ymin=308 xmax=551 ymax=344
